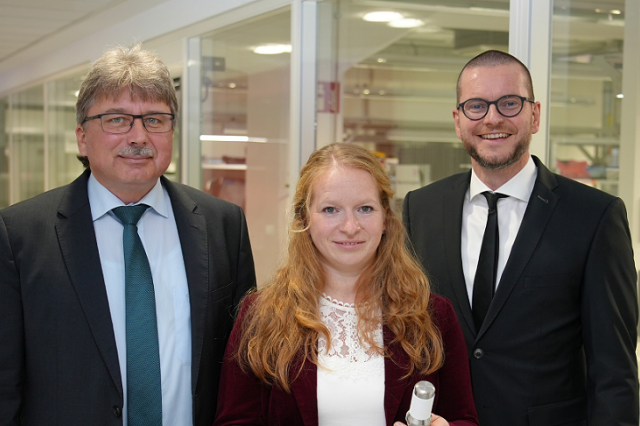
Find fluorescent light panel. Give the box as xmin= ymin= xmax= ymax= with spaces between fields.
xmin=200 ymin=135 xmax=267 ymax=143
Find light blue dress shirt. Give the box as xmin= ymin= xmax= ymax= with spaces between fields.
xmin=88 ymin=175 xmax=192 ymax=426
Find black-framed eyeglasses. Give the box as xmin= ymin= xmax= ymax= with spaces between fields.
xmin=82 ymin=113 xmax=175 ymax=134
xmin=457 ymin=95 xmax=535 ymax=121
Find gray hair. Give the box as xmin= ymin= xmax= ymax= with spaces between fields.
xmin=75 ymin=43 xmax=178 ymax=125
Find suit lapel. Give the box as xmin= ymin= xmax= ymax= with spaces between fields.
xmin=384 ymin=326 xmax=412 ymax=425
xmin=290 ymin=357 xmax=319 ymax=426
xmin=162 ymin=178 xmax=209 ymax=392
xmin=478 ymin=158 xmax=559 ymax=339
xmin=442 ymin=172 xmax=476 ymax=335
xmin=56 ymin=170 xmax=122 ymax=394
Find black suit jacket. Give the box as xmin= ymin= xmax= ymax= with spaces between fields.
xmin=0 ymin=170 xmax=256 ymax=426
xmin=403 ymin=157 xmax=638 ymax=426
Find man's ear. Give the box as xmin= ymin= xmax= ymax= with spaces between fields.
xmin=453 ymin=108 xmax=462 ymax=139
xmin=76 ymin=124 xmax=88 ymax=156
xmin=531 ymin=101 xmax=541 ymax=135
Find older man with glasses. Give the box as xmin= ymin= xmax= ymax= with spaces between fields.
xmin=403 ymin=50 xmax=638 ymax=426
xmin=0 ymin=44 xmax=256 ymax=426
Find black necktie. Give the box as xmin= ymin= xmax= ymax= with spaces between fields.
xmin=112 ymin=205 xmax=163 ymax=425
xmin=472 ymin=192 xmax=508 ymax=331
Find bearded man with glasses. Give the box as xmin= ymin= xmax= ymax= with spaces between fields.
xmin=0 ymin=44 xmax=256 ymax=426
xmin=403 ymin=50 xmax=638 ymax=426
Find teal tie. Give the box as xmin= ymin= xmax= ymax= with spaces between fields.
xmin=112 ymin=205 xmax=162 ymax=426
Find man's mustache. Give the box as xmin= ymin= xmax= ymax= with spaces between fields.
xmin=118 ymin=146 xmax=153 ymax=156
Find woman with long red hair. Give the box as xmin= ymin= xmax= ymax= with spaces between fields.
xmin=214 ymin=143 xmax=478 ymax=426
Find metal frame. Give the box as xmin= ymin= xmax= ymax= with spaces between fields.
xmin=181 ymin=37 xmax=203 ymax=189
xmin=289 ymin=0 xmax=319 ymax=197
xmin=619 ymin=0 xmax=640 ymax=251
xmin=509 ymin=0 xmax=553 ymax=164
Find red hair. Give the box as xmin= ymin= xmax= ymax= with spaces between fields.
xmin=235 ymin=143 xmax=443 ymax=391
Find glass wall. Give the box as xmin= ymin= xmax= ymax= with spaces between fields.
xmin=550 ymin=0 xmax=625 ymax=195
xmin=317 ymin=0 xmax=510 ymax=210
xmin=166 ymin=77 xmax=181 ymax=183
xmin=0 ymin=97 xmax=8 ymax=208
xmin=2 ymin=73 xmax=86 ymax=206
xmin=198 ymin=8 xmax=291 ymax=284
xmin=46 ymin=73 xmax=85 ymax=189
xmin=10 ymin=86 xmax=45 ymax=204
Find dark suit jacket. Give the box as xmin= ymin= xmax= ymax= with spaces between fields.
xmin=403 ymin=156 xmax=638 ymax=426
xmin=0 ymin=170 xmax=256 ymax=426
xmin=214 ymin=293 xmax=479 ymax=426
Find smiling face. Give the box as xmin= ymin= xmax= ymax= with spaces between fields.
xmin=453 ymin=63 xmax=540 ymax=176
xmin=308 ymin=166 xmax=386 ymax=281
xmin=76 ymin=89 xmax=174 ymax=204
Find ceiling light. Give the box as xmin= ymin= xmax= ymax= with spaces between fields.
xmin=610 ymin=10 xmax=621 ymax=15
xmin=616 ymin=94 xmax=624 ymax=99
xmin=377 ymin=58 xmax=387 ymax=63
xmin=388 ymin=18 xmax=423 ymax=28
xmin=363 ymin=11 xmax=403 ymax=22
xmin=253 ymin=44 xmax=292 ymax=55
xmin=200 ymin=135 xmax=267 ymax=143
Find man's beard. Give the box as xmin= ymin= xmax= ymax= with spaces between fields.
xmin=463 ymin=133 xmax=530 ymax=171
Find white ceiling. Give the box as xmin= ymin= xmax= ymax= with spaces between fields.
xmin=0 ymin=0 xmax=125 ymax=65
xmin=0 ymin=0 xmax=181 ymax=82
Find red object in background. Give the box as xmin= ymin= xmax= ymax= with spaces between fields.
xmin=203 ymin=156 xmax=246 ymax=209
xmin=317 ymin=81 xmax=340 ymax=113
xmin=556 ymin=160 xmax=590 ymax=179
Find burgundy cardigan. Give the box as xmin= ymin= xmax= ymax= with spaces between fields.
xmin=214 ymin=293 xmax=479 ymax=426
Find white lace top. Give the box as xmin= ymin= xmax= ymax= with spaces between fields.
xmin=317 ymin=294 xmax=386 ymax=426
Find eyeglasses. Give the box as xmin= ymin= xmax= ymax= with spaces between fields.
xmin=82 ymin=113 xmax=175 ymax=134
xmin=457 ymin=95 xmax=535 ymax=121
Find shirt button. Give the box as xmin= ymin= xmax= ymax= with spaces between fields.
xmin=112 ymin=406 xmax=122 ymax=418
xmin=473 ymin=348 xmax=484 ymax=359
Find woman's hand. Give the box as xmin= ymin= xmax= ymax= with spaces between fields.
xmin=431 ymin=414 xmax=450 ymax=426
xmin=393 ymin=413 xmax=450 ymax=426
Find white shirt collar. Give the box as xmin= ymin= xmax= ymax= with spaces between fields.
xmin=469 ymin=155 xmax=537 ymax=202
xmin=87 ymin=174 xmax=169 ymax=221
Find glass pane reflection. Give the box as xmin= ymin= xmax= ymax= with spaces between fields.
xmin=0 ymin=97 xmax=8 ymax=208
xmin=46 ymin=73 xmax=85 ymax=189
xmin=199 ymin=9 xmax=291 ymax=285
xmin=319 ymin=0 xmax=510 ymax=210
xmin=10 ymin=87 xmax=44 ymax=203
xmin=550 ymin=1 xmax=625 ymax=195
